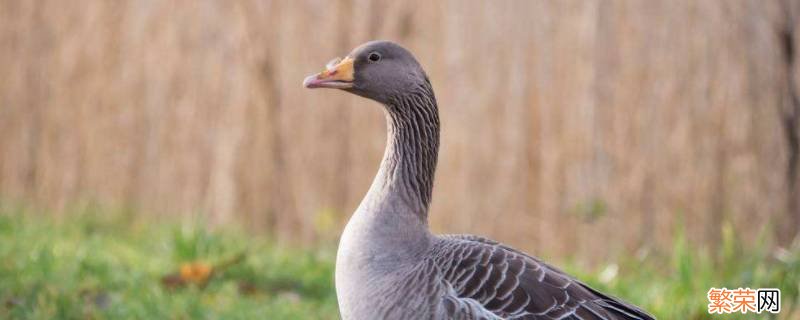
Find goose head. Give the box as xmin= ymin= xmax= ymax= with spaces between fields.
xmin=303 ymin=40 xmax=429 ymax=105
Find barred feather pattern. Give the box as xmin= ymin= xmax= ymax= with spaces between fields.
xmin=431 ymin=235 xmax=654 ymax=319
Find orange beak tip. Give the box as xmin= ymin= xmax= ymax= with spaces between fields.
xmin=303 ymin=56 xmax=355 ymax=89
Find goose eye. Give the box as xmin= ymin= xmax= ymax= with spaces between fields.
xmin=367 ymin=52 xmax=381 ymax=62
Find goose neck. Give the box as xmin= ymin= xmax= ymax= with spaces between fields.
xmin=365 ymin=88 xmax=440 ymax=220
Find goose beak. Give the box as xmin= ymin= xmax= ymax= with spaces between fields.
xmin=304 ymin=56 xmax=355 ymax=89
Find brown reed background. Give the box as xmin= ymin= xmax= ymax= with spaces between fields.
xmin=1 ymin=0 xmax=799 ymax=262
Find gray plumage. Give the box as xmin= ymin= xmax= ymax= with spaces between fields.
xmin=305 ymin=40 xmax=654 ymax=320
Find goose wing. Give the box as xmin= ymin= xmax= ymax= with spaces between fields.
xmin=433 ymin=235 xmax=654 ymax=320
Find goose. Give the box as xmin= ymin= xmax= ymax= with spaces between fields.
xmin=303 ymin=40 xmax=654 ymax=320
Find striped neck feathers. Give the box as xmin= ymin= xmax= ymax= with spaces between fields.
xmin=373 ymin=82 xmax=440 ymax=220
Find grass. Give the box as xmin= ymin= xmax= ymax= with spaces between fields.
xmin=0 ymin=204 xmax=798 ymax=319
xmin=0 ymin=206 xmax=338 ymax=319
xmin=565 ymin=222 xmax=800 ymax=319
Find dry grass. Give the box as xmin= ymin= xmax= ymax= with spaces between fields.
xmin=1 ymin=0 xmax=799 ymax=262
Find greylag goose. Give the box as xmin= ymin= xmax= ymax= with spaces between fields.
xmin=304 ymin=40 xmax=654 ymax=320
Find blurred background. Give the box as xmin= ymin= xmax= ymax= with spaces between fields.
xmin=1 ymin=1 xmax=799 ymax=319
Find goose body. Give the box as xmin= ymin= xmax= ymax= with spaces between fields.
xmin=304 ymin=41 xmax=653 ymax=320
